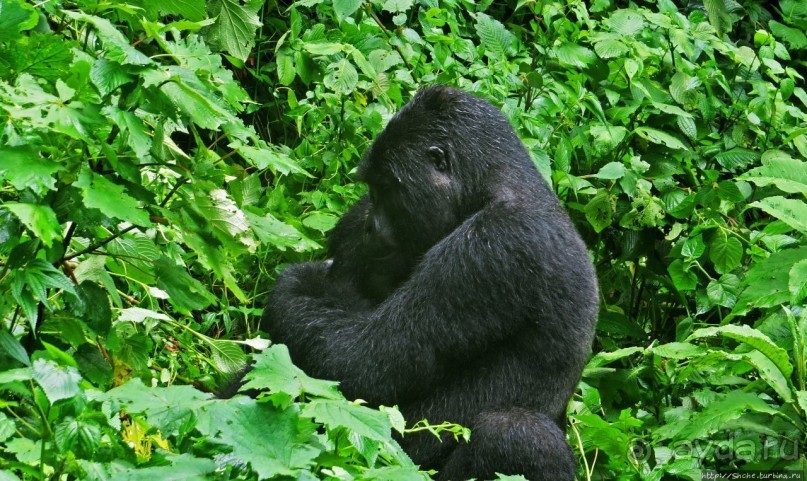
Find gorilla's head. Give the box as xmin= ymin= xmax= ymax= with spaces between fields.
xmin=358 ymin=85 xmax=538 ymax=258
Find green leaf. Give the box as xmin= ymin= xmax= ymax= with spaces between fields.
xmin=709 ymin=232 xmax=743 ymax=273
xmin=74 ymin=168 xmax=151 ymax=227
xmin=206 ymin=0 xmax=265 ymax=62
xmin=634 ymin=127 xmax=688 ymax=150
xmin=90 ymin=58 xmax=134 ymax=97
xmin=197 ymin=397 xmax=321 ymax=478
xmin=302 ymin=212 xmax=338 ymax=233
xmin=475 ymin=13 xmax=517 ymax=58
xmin=736 ymin=247 xmax=807 ymax=312
xmin=96 ymin=379 xmax=213 ymax=432
xmin=669 ymin=71 xmax=701 ymax=106
xmin=54 ymin=418 xmax=102 ymax=457
xmin=119 ymin=307 xmax=171 ymax=323
xmin=324 ymin=58 xmax=358 ymax=96
xmin=606 ymin=9 xmax=644 ymax=36
xmin=0 ymin=146 xmax=62 ymax=193
xmin=554 ymin=43 xmax=596 ymax=68
xmin=382 ymin=0 xmax=412 ymax=13
xmin=749 ymin=197 xmax=807 ymax=233
xmin=651 ymin=342 xmax=707 ymax=359
xmin=704 ymin=0 xmax=732 ymax=36
xmin=32 ymin=359 xmax=82 ymax=404
xmin=677 ymin=116 xmax=697 ymax=139
xmin=241 ymin=345 xmax=340 ymax=402
xmin=689 ymin=324 xmax=793 ymax=379
xmin=715 ymin=148 xmax=760 ymax=169
xmin=160 ymin=81 xmax=231 ymax=130
xmin=210 ymin=341 xmax=247 ymax=375
xmin=276 ymin=50 xmax=296 ymax=85
xmin=0 ymin=329 xmax=30 ymax=366
xmin=594 ymin=162 xmax=626 ymax=180
xmin=744 ymin=350 xmax=793 ymax=402
xmin=105 ymin=107 xmax=152 ymax=159
xmin=333 ymin=0 xmax=362 ymax=21
xmin=81 ymin=454 xmax=216 ymax=480
xmin=740 ymin=155 xmax=807 ymax=194
xmin=0 ymin=0 xmax=38 ymax=41
xmin=237 ymin=145 xmax=310 ymax=176
xmin=593 ymin=39 xmax=628 ymax=59
xmin=770 ymin=20 xmax=807 ymax=49
xmin=64 ymin=13 xmax=152 ymax=65
xmin=154 ymin=257 xmax=216 ymax=313
xmin=789 ymin=260 xmax=807 ymax=303
xmin=706 ymin=274 xmax=740 ymax=308
xmin=668 ymin=259 xmax=698 ymax=291
xmin=157 ymin=0 xmax=207 ymax=21
xmin=584 ymin=191 xmax=615 ymax=233
xmin=3 ymin=203 xmax=61 ymax=247
xmin=679 ymin=392 xmax=776 ymax=439
xmin=302 ymin=399 xmax=392 ymax=442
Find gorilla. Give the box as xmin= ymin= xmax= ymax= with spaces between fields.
xmin=262 ymin=85 xmax=599 ymax=480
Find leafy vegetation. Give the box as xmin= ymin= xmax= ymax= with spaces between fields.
xmin=1 ymin=0 xmax=806 ymax=479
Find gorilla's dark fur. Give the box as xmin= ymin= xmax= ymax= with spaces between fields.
xmin=263 ymin=86 xmax=598 ymax=480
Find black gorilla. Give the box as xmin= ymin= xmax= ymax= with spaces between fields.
xmin=263 ymin=86 xmax=598 ymax=480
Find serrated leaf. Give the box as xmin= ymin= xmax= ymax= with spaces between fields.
xmin=678 ymin=392 xmax=776 ymax=439
xmin=707 ymin=274 xmax=740 ymax=307
xmin=714 ymin=148 xmax=760 ymax=169
xmin=154 ymin=257 xmax=216 ymax=313
xmin=157 ymin=0 xmax=206 ymax=21
xmin=302 ymin=399 xmax=392 ymax=442
xmin=735 ymin=247 xmax=807 ymax=312
xmin=750 ymin=197 xmax=807 ymax=233
xmin=0 ymin=0 xmax=39 ymax=41
xmin=584 ymin=191 xmax=615 ymax=233
xmin=668 ymin=259 xmax=698 ymax=291
xmin=32 ymin=359 xmax=82 ymax=404
xmin=0 ymin=330 xmax=30 ymax=366
xmin=606 ymin=9 xmax=644 ymax=36
xmin=160 ymin=81 xmax=231 ymax=130
xmin=594 ymin=162 xmax=626 ymax=180
xmin=704 ymin=0 xmax=732 ymax=36
xmin=302 ymin=212 xmax=338 ymax=233
xmin=242 ymin=345 xmax=340 ymax=400
xmin=333 ymin=0 xmax=362 ymax=21
xmin=382 ymin=0 xmax=412 ymax=13
xmin=677 ymin=115 xmax=697 ymax=139
xmin=594 ymin=39 xmax=628 ymax=58
xmin=0 ymin=146 xmax=62 ymax=193
xmin=206 ymin=0 xmax=265 ymax=62
xmin=237 ymin=145 xmax=310 ymax=176
xmin=210 ymin=341 xmax=247 ymax=375
xmin=710 ymin=232 xmax=743 ymax=273
xmin=740 ymin=155 xmax=807 ymax=194
xmin=195 ymin=189 xmax=251 ymax=241
xmin=74 ymin=168 xmax=152 ymax=227
xmin=669 ymin=71 xmax=701 ymax=105
xmin=689 ymin=324 xmax=793 ymax=378
xmin=3 ymin=203 xmax=61 ymax=247
xmin=635 ymin=127 xmax=688 ymax=150
xmin=54 ymin=418 xmax=102 ymax=457
xmin=324 ymin=58 xmax=358 ymax=96
xmin=475 ymin=13 xmax=517 ymax=58
xmin=789 ymin=260 xmax=807 ymax=303
xmin=276 ymin=50 xmax=295 ymax=85
xmin=64 ymin=13 xmax=151 ymax=65
xmin=90 ymin=58 xmax=134 ymax=97
xmin=104 ymin=107 xmax=152 ymax=159
xmin=555 ymin=42 xmax=596 ymax=68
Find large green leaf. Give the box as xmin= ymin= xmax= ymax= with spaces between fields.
xmin=475 ymin=13 xmax=517 ymax=58
xmin=241 ymin=345 xmax=340 ymax=403
xmin=3 ymin=203 xmax=61 ymax=247
xmin=740 ymin=154 xmax=807 ymax=194
xmin=749 ymin=197 xmax=807 ymax=233
xmin=0 ymin=0 xmax=38 ymax=41
xmin=206 ymin=0 xmax=265 ymax=62
xmin=689 ymin=324 xmax=793 ymax=378
xmin=635 ymin=127 xmax=689 ymax=150
xmin=74 ymin=168 xmax=152 ymax=227
xmin=32 ymin=359 xmax=82 ymax=404
xmin=302 ymin=399 xmax=392 ymax=442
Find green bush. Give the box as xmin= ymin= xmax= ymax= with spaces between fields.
xmin=0 ymin=0 xmax=805 ymax=479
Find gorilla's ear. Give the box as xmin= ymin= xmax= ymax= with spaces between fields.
xmin=427 ymin=145 xmax=448 ymax=172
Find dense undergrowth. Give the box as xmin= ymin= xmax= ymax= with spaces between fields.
xmin=1 ymin=0 xmax=806 ymax=479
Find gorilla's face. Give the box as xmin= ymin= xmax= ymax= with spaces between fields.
xmin=359 ymin=118 xmax=464 ymax=258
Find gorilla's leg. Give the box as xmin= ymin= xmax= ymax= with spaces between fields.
xmin=438 ymin=409 xmax=575 ymax=481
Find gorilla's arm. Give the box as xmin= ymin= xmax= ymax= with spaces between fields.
xmin=265 ymin=203 xmax=590 ymax=404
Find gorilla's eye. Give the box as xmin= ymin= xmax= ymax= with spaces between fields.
xmin=428 ymin=146 xmax=448 ymax=172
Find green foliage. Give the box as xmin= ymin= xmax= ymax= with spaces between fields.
xmin=1 ymin=0 xmax=807 ymax=479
